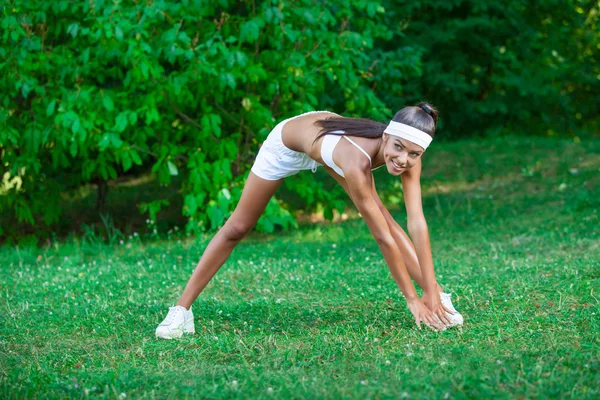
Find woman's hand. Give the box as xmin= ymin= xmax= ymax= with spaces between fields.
xmin=406 ymin=297 xmax=445 ymax=330
xmin=422 ymin=290 xmax=453 ymax=327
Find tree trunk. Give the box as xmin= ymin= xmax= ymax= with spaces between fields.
xmin=96 ymin=180 xmax=108 ymax=215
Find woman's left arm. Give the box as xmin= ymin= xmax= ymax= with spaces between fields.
xmin=401 ymin=160 xmax=451 ymax=320
xmin=400 ymin=160 xmax=437 ymax=292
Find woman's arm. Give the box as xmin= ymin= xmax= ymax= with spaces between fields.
xmin=370 ymin=180 xmax=428 ymax=288
xmin=400 ymin=160 xmax=437 ymax=291
xmin=400 ymin=160 xmax=452 ymax=320
xmin=370 ymin=177 xmax=453 ymax=326
xmin=339 ymin=165 xmax=441 ymax=329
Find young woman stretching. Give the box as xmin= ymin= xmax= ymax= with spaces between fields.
xmin=156 ymin=103 xmax=464 ymax=339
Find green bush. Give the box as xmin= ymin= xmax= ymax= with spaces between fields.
xmin=387 ymin=0 xmax=600 ymax=138
xmin=1 ymin=0 xmax=407 ymax=240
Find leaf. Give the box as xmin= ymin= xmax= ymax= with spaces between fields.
xmin=46 ymin=100 xmax=56 ymax=116
xmin=139 ymin=199 xmax=170 ymax=221
xmin=162 ymin=26 xmax=178 ymax=43
xmin=240 ymin=20 xmax=260 ymax=43
xmin=128 ymin=111 xmax=138 ymax=126
xmin=21 ymin=82 xmax=32 ymax=99
xmin=221 ymin=188 xmax=231 ymax=200
xmin=217 ymin=188 xmax=231 ymax=213
xmin=241 ymin=98 xmax=252 ymax=111
xmin=81 ymin=47 xmax=90 ymax=63
xmin=223 ymin=73 xmax=236 ymax=89
xmin=210 ymin=114 xmax=222 ymax=137
xmin=184 ymin=194 xmax=197 ymax=215
xmin=67 ymin=23 xmax=79 ymax=38
xmin=207 ymin=202 xmax=224 ymax=229
xmin=201 ymin=114 xmax=210 ymax=130
xmin=98 ymin=133 xmax=123 ymax=151
xmin=115 ymin=112 xmax=128 ymax=132
xmin=71 ymin=117 xmax=81 ymax=134
xmin=98 ymin=163 xmax=108 ymax=180
xmin=69 ymin=139 xmax=77 ymax=157
xmin=122 ymin=152 xmax=132 ymax=172
xmin=104 ymin=23 xmax=113 ymax=39
xmin=102 ymin=95 xmax=114 ymax=111
xmin=130 ymin=150 xmax=142 ymax=165
xmin=167 ymin=160 xmax=178 ymax=176
xmin=110 ymin=134 xmax=123 ymax=148
xmin=221 ymin=158 xmax=232 ymax=181
xmin=107 ymin=164 xmax=117 ymax=179
xmin=115 ymin=26 xmax=124 ymax=41
xmin=257 ymin=217 xmax=274 ymax=233
xmin=140 ymin=61 xmax=149 ymax=79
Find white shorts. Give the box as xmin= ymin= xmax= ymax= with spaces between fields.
xmin=251 ymin=114 xmax=323 ymax=180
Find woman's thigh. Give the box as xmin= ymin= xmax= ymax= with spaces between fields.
xmin=227 ymin=172 xmax=284 ymax=226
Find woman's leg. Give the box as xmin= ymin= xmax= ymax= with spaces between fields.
xmin=177 ymin=172 xmax=283 ymax=309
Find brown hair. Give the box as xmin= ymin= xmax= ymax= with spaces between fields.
xmin=314 ymin=102 xmax=439 ymax=143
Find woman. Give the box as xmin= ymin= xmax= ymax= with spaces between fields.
xmin=156 ymin=103 xmax=464 ymax=339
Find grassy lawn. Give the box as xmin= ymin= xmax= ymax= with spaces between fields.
xmin=1 ymin=136 xmax=599 ymax=399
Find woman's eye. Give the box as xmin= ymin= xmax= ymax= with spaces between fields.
xmin=411 ymin=153 xmax=419 ymax=157
xmin=395 ymin=144 xmax=402 ymax=150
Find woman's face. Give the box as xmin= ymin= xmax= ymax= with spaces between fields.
xmin=382 ymin=133 xmax=425 ymax=175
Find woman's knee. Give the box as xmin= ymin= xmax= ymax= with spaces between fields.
xmin=223 ymin=219 xmax=254 ymax=242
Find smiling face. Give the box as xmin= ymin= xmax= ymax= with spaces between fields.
xmin=382 ymin=133 xmax=425 ymax=175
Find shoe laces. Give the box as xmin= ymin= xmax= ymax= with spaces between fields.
xmin=162 ymin=306 xmax=182 ymax=325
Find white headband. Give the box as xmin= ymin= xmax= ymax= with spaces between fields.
xmin=383 ymin=121 xmax=433 ymax=150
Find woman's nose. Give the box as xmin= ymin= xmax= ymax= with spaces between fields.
xmin=398 ymin=154 xmax=407 ymax=166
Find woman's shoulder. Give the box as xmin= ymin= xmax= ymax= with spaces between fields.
xmin=337 ymin=142 xmax=372 ymax=172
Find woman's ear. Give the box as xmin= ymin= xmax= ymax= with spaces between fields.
xmin=382 ymin=132 xmax=389 ymax=142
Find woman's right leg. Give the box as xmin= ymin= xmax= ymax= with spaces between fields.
xmin=176 ymin=172 xmax=283 ymax=309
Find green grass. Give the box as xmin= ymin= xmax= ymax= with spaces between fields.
xmin=1 ymin=136 xmax=599 ymax=399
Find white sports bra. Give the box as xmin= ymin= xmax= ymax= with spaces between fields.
xmin=282 ymin=110 xmax=375 ymax=178
xmin=321 ymin=130 xmax=372 ymax=178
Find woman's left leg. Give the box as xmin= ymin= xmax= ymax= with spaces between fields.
xmin=176 ymin=172 xmax=283 ymax=309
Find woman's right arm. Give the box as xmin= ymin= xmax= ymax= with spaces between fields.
xmin=343 ymin=167 xmax=440 ymax=329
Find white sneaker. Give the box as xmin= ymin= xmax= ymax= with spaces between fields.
xmin=440 ymin=293 xmax=464 ymax=327
xmin=155 ymin=305 xmax=195 ymax=339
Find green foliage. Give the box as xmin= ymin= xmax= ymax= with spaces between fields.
xmin=0 ymin=0 xmax=598 ymax=241
xmin=380 ymin=0 xmax=600 ymax=138
xmin=0 ymin=0 xmax=403 ymax=240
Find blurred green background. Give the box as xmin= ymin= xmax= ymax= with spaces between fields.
xmin=1 ymin=0 xmax=599 ymax=243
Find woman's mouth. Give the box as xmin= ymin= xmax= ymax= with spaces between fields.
xmin=391 ymin=160 xmax=403 ymax=171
